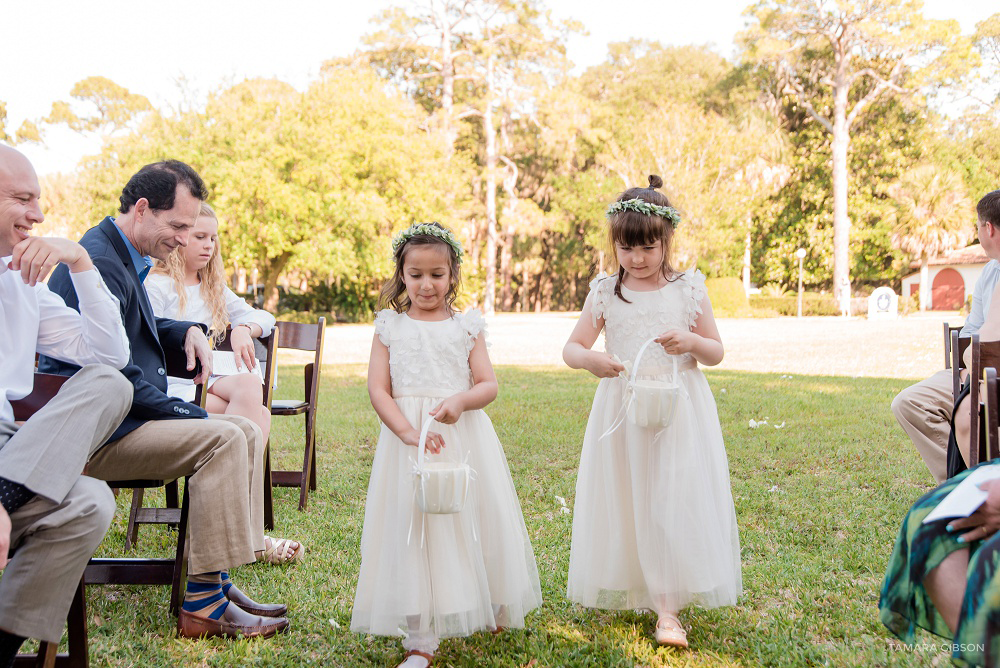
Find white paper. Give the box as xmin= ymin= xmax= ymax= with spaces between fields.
xmin=923 ymin=465 xmax=1000 ymax=524
xmin=211 ymin=350 xmax=255 ymax=376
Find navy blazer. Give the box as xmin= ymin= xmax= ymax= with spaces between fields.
xmin=39 ymin=216 xmax=208 ymax=442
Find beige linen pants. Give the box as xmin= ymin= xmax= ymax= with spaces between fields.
xmin=891 ymin=368 xmax=953 ymax=483
xmin=86 ymin=413 xmax=264 ymax=575
xmin=0 ymin=365 xmax=132 ymax=642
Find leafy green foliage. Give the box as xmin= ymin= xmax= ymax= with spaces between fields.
xmin=706 ymin=277 xmax=752 ymax=317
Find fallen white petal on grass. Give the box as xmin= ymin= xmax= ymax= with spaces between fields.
xmin=720 ymin=388 xmax=727 ymax=393
xmin=329 ymin=618 xmax=341 ymax=629
xmin=560 ymin=506 xmax=571 ymax=515
xmin=774 ymin=422 xmax=786 ymax=429
xmin=555 ymin=495 xmax=567 ymax=507
xmin=749 ymin=418 xmax=769 ymax=428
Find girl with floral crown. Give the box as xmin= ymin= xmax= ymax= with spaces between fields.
xmin=350 ymin=222 xmax=541 ymax=668
xmin=562 ymin=176 xmax=742 ymax=648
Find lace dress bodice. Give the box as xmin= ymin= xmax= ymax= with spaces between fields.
xmin=588 ymin=269 xmax=707 ymax=372
xmin=375 ymin=309 xmax=487 ymax=398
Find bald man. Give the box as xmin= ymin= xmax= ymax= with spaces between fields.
xmin=0 ymin=144 xmax=133 ymax=666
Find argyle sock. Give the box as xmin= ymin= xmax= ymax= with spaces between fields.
xmin=0 ymin=630 xmax=26 ymax=668
xmin=0 ymin=477 xmax=34 ymax=514
xmin=182 ymin=572 xmax=229 ymax=620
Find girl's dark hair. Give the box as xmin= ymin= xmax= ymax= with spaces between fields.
xmin=607 ymin=174 xmax=679 ymax=302
xmin=377 ymin=222 xmax=462 ymax=313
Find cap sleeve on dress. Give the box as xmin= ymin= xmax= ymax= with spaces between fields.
xmin=588 ymin=272 xmax=615 ymax=328
xmin=461 ymin=308 xmax=488 ymax=353
xmin=683 ymin=269 xmax=708 ymax=329
xmin=374 ymin=309 xmax=398 ymax=346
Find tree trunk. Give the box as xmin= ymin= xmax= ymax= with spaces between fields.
xmin=919 ymin=255 xmax=930 ymax=311
xmin=261 ymin=251 xmax=294 ymax=312
xmin=832 ymin=55 xmax=851 ymax=297
xmin=437 ymin=1 xmax=457 ymax=154
xmin=499 ymin=226 xmax=513 ymax=311
xmin=482 ymin=51 xmax=498 ymax=315
xmin=742 ymin=227 xmax=752 ymax=296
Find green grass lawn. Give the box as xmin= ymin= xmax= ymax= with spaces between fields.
xmin=37 ymin=365 xmax=952 ymax=666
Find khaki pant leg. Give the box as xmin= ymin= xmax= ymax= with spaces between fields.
xmin=0 ymin=364 xmax=132 ymax=503
xmin=0 ymin=477 xmax=115 ymax=642
xmin=85 ymin=419 xmax=256 ymax=574
xmin=208 ymin=414 xmax=264 ymax=553
xmin=891 ymin=368 xmax=954 ymax=483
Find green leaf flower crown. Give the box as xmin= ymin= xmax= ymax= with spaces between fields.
xmin=606 ymin=198 xmax=681 ymax=228
xmin=391 ymin=222 xmax=464 ymax=264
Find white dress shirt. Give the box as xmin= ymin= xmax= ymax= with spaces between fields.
xmin=961 ymin=260 xmax=1000 ymax=337
xmin=0 ymin=259 xmax=131 ymax=423
xmin=144 ymin=274 xmax=276 ymax=401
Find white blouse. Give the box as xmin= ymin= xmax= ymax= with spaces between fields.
xmin=145 ymin=274 xmax=275 ymax=335
xmin=144 ymin=274 xmax=276 ymax=400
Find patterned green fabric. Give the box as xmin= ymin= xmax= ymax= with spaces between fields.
xmin=880 ymin=464 xmax=1000 ymax=666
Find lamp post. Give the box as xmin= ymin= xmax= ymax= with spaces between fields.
xmin=796 ymin=248 xmax=806 ymax=318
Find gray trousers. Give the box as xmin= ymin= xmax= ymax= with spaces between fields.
xmin=0 ymin=365 xmax=132 ymax=642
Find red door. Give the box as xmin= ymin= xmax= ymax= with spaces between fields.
xmin=931 ymin=268 xmax=965 ymax=310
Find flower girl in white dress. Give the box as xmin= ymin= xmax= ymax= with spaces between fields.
xmin=351 ymin=223 xmax=541 ymax=668
xmin=562 ymin=176 xmax=742 ymax=649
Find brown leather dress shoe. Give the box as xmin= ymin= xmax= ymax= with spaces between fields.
xmin=224 ymin=583 xmax=288 ymax=617
xmin=178 ymin=603 xmax=289 ymax=639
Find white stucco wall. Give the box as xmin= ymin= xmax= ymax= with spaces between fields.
xmin=900 ymin=262 xmax=987 ymax=308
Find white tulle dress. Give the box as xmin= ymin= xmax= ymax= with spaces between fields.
xmin=351 ymin=309 xmax=542 ymax=641
xmin=568 ymin=270 xmax=742 ymax=615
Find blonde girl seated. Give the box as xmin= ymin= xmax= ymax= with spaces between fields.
xmin=146 ymin=202 xmax=303 ymax=565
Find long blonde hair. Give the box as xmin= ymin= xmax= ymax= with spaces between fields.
xmin=152 ymin=202 xmax=230 ymax=344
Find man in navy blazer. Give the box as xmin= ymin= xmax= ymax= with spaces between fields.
xmin=40 ymin=161 xmax=288 ymax=639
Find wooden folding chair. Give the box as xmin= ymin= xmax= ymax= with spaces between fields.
xmin=125 ymin=328 xmax=280 ymax=541
xmin=951 ymin=330 xmax=972 ymax=402
xmin=943 ymin=321 xmax=964 ymax=369
xmin=270 ymin=317 xmax=326 ymax=511
xmin=984 ymin=366 xmax=1000 ymax=464
xmin=961 ymin=335 xmax=1000 ymax=468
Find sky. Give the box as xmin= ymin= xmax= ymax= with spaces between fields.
xmin=3 ymin=0 xmax=996 ymax=177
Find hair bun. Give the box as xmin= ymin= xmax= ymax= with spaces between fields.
xmin=647 ymin=175 xmax=663 ymax=189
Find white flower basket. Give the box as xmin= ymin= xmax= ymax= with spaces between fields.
xmin=625 ymin=338 xmax=681 ymax=429
xmin=414 ymin=417 xmax=471 ymax=514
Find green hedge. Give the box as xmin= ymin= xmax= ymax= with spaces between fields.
xmin=706 ymin=277 xmax=752 ymax=317
xmin=748 ymin=294 xmax=840 ymax=316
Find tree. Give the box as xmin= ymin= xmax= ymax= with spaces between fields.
xmin=45 ymin=76 xmax=153 ymax=134
xmin=0 ymin=100 xmax=41 ymax=144
xmin=888 ymin=164 xmax=973 ymax=310
xmin=740 ymin=0 xmax=967 ymax=294
xmin=362 ymin=0 xmax=576 ymax=313
xmin=64 ymin=69 xmax=465 ymax=316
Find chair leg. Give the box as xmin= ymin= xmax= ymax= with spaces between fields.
xmin=308 ymin=414 xmax=318 ymax=492
xmin=298 ymin=424 xmax=312 ymax=512
xmin=66 ymin=580 xmax=88 ymax=668
xmin=125 ymin=489 xmax=144 ymax=551
xmin=33 ymin=641 xmax=56 ymax=668
xmin=169 ymin=483 xmax=190 ymax=617
xmin=165 ymin=480 xmax=180 ymax=529
xmin=263 ymin=440 xmax=274 ymax=531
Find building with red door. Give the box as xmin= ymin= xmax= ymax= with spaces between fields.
xmin=900 ymin=245 xmax=989 ymax=311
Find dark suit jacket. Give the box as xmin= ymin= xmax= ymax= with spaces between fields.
xmin=39 ymin=216 xmax=208 ymax=442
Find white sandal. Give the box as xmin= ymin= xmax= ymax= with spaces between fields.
xmin=257 ymin=536 xmax=304 ymax=565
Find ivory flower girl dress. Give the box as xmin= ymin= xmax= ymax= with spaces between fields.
xmin=351 ymin=309 xmax=541 ymax=640
xmin=568 ymin=270 xmax=742 ymax=614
